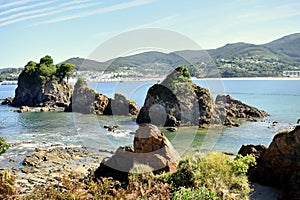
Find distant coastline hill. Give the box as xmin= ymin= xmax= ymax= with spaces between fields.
xmin=48 ymin=33 xmax=300 ymax=77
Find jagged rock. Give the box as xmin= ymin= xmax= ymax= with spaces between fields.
xmin=242 ymin=126 xmax=300 ymax=200
xmin=94 ymin=124 xmax=180 ymax=183
xmin=66 ymin=79 xmax=139 ymax=116
xmin=215 ymin=95 xmax=269 ymax=123
xmin=137 ymin=66 xmax=214 ymax=127
xmin=67 ymin=79 xmax=108 ymax=114
xmin=136 ymin=66 xmax=268 ymax=128
xmin=105 ymin=93 xmax=140 ymax=116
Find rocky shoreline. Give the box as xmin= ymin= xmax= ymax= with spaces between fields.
xmin=1 ymin=65 xmax=285 ymax=199
xmin=1 ymin=144 xmax=107 ymax=195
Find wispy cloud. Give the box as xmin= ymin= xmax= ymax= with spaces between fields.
xmin=34 ymin=0 xmax=155 ymax=26
xmin=0 ymin=0 xmax=37 ymax=10
xmin=0 ymin=0 xmax=102 ymax=27
xmin=0 ymin=0 xmax=57 ymax=16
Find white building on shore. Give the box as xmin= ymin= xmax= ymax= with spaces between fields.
xmin=282 ymin=71 xmax=300 ymax=77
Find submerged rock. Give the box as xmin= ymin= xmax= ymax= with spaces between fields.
xmin=1 ymin=97 xmax=13 ymax=105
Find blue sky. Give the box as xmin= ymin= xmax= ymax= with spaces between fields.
xmin=0 ymin=0 xmax=299 ymax=67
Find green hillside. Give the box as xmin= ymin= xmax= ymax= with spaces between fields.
xmin=65 ymin=33 xmax=300 ymax=78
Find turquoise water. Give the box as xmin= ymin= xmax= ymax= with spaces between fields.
xmin=0 ymin=79 xmax=299 ymax=166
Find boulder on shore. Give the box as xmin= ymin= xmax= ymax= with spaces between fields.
xmin=238 ymin=125 xmax=300 ymax=200
xmin=93 ymin=124 xmax=180 ymax=183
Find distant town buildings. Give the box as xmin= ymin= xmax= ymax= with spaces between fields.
xmin=282 ymin=71 xmax=300 ymax=77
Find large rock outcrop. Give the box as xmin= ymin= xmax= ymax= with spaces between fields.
xmin=66 ymin=79 xmax=139 ymax=116
xmin=137 ymin=66 xmax=215 ymax=127
xmin=11 ymin=57 xmax=73 ymax=108
xmin=12 ymin=78 xmax=72 ymax=107
xmin=66 ymin=79 xmax=110 ymax=114
xmin=238 ymin=125 xmax=300 ymax=200
xmin=93 ymin=124 xmax=180 ymax=183
xmin=136 ymin=66 xmax=268 ymax=128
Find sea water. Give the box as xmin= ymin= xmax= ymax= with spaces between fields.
xmin=0 ymin=79 xmax=299 ymax=167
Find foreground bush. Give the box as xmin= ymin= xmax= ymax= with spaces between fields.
xmin=172 ymin=187 xmax=218 ymax=200
xmin=0 ymin=170 xmax=18 ymax=199
xmin=0 ymin=137 xmax=9 ymax=155
xmin=158 ymin=152 xmax=256 ymax=200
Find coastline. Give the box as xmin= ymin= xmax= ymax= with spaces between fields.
xmin=200 ymin=77 xmax=300 ymax=81
xmin=1 ymin=77 xmax=299 ymax=85
xmin=80 ymin=76 xmax=300 ymax=83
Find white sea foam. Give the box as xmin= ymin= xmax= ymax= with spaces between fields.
xmin=106 ymin=129 xmax=132 ymax=138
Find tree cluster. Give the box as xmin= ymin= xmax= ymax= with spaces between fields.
xmin=22 ymin=55 xmax=75 ymax=84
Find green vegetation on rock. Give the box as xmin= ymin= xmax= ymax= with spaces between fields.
xmin=0 ymin=137 xmax=9 ymax=155
xmin=21 ymin=55 xmax=75 ymax=85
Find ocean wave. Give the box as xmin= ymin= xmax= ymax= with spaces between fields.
xmin=105 ymin=129 xmax=133 ymax=138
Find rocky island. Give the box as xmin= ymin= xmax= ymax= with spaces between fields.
xmin=137 ymin=66 xmax=269 ymax=128
xmin=10 ymin=55 xmax=74 ymax=110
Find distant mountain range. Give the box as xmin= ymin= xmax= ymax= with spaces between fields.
xmin=65 ymin=33 xmax=300 ymax=77
xmin=209 ymin=33 xmax=300 ymax=62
